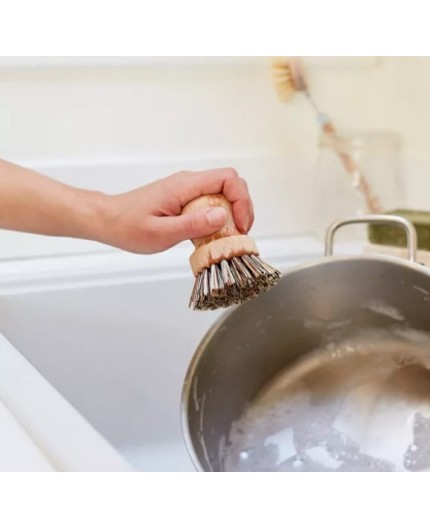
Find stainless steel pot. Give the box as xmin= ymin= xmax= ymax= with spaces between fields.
xmin=181 ymin=216 xmax=430 ymax=472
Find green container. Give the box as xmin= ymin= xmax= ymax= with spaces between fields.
xmin=368 ymin=209 xmax=430 ymax=250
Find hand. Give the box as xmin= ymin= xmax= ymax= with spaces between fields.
xmin=98 ymin=168 xmax=255 ymax=254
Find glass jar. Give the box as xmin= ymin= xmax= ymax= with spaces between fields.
xmin=313 ymin=130 xmax=404 ymax=240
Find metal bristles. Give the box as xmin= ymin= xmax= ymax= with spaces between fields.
xmin=189 ymin=254 xmax=281 ymax=311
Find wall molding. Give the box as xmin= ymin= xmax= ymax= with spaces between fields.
xmin=0 ymin=57 xmax=378 ymax=70
xmin=0 ymin=57 xmax=269 ymax=70
xmin=0 ymin=235 xmax=323 ymax=295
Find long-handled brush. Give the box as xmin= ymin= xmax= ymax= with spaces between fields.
xmin=271 ymin=56 xmax=382 ymax=214
xmin=183 ymin=194 xmax=281 ymax=311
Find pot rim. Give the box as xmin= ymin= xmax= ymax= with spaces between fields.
xmin=180 ymin=252 xmax=430 ymax=471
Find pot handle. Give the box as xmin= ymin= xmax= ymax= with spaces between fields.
xmin=325 ymin=215 xmax=418 ymax=263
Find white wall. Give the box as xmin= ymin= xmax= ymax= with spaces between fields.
xmin=0 ymin=57 xmax=429 ymax=259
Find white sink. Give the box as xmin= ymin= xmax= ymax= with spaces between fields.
xmin=0 ymin=275 xmax=219 ymax=471
xmin=0 ymin=236 xmax=322 ymax=470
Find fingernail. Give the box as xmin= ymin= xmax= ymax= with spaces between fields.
xmin=243 ymin=213 xmax=251 ymax=233
xmin=206 ymin=207 xmax=227 ymax=227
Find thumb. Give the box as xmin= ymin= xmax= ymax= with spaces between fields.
xmin=177 ymin=207 xmax=228 ymax=241
xmin=154 ymin=207 xmax=227 ymax=249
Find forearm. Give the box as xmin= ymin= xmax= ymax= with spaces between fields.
xmin=0 ymin=159 xmax=106 ymax=241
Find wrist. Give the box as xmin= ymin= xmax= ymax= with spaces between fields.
xmin=70 ymin=188 xmax=112 ymax=244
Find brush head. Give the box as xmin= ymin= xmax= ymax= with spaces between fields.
xmin=184 ymin=193 xmax=281 ymax=310
xmin=189 ymin=254 xmax=281 ymax=311
xmin=271 ymin=57 xmax=308 ymax=102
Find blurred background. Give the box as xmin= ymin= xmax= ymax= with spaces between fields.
xmin=0 ymin=56 xmax=428 ymax=259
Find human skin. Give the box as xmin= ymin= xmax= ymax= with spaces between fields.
xmin=0 ymin=159 xmax=254 ymax=254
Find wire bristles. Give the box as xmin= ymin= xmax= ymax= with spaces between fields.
xmin=189 ymin=255 xmax=281 ymax=311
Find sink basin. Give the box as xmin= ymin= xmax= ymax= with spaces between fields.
xmin=0 ymin=275 xmax=219 ymax=470
xmin=0 ymin=237 xmax=320 ymax=470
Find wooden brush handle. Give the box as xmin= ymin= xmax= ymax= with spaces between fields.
xmin=182 ymin=194 xmax=258 ymax=276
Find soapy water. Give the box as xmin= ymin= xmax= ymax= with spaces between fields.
xmin=222 ymin=328 xmax=430 ymax=472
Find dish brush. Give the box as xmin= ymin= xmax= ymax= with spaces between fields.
xmin=271 ymin=56 xmax=382 ymax=214
xmin=183 ymin=194 xmax=281 ymax=310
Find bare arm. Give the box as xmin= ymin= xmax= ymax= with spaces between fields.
xmin=0 ymin=159 xmax=254 ymax=254
xmin=0 ymin=159 xmax=107 ymax=241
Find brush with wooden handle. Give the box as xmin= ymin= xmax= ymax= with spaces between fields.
xmin=271 ymin=56 xmax=382 ymax=214
xmin=183 ymin=194 xmax=281 ymax=310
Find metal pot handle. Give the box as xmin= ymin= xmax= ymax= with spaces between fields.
xmin=325 ymin=215 xmax=418 ymax=263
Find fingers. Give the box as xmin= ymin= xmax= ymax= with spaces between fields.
xmin=151 ymin=206 xmax=228 ymax=249
xmin=165 ymin=168 xmax=255 ymax=233
xmin=220 ymin=172 xmax=254 ymax=233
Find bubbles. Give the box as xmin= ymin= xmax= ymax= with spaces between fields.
xmin=292 ymin=458 xmax=304 ymax=468
xmin=222 ymin=330 xmax=430 ymax=472
xmin=361 ymin=300 xmax=405 ymax=321
xmin=404 ymin=413 xmax=430 ymax=471
xmin=338 ymin=453 xmax=394 ymax=472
